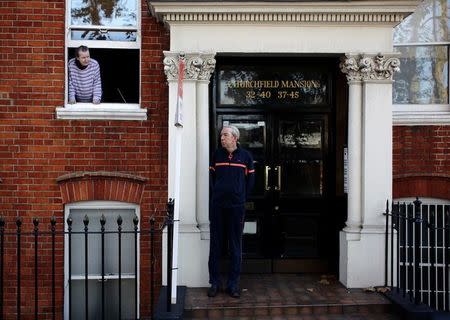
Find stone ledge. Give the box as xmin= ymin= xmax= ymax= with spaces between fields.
xmin=149 ymin=1 xmax=418 ymax=25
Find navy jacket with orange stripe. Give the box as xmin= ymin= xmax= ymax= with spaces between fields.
xmin=209 ymin=145 xmax=255 ymax=208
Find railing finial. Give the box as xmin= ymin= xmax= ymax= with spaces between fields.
xmin=100 ymin=214 xmax=106 ymax=226
xmin=16 ymin=217 xmax=22 ymax=228
xmin=50 ymin=216 xmax=56 ymax=228
xmin=83 ymin=215 xmax=89 ymax=225
xmin=66 ymin=214 xmax=73 ymax=227
xmin=413 ymin=196 xmax=422 ymax=208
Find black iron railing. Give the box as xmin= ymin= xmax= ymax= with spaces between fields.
xmin=0 ymin=199 xmax=175 ymax=320
xmin=384 ymin=197 xmax=450 ymax=312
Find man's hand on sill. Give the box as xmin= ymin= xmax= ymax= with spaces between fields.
xmin=68 ymin=100 xmax=101 ymax=104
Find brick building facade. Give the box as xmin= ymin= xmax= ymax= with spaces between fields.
xmin=0 ymin=0 xmax=448 ymax=319
xmin=1 ymin=1 xmax=169 ymax=318
xmin=394 ymin=126 xmax=450 ymax=199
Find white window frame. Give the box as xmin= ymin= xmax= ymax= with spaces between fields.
xmin=393 ymin=41 xmax=450 ymax=125
xmin=392 ymin=0 xmax=450 ymax=127
xmin=63 ymin=201 xmax=140 ymax=320
xmin=57 ymin=0 xmax=147 ymax=120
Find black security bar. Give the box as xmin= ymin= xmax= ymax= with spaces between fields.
xmin=384 ymin=197 xmax=450 ymax=312
xmin=0 ymin=201 xmax=172 ymax=320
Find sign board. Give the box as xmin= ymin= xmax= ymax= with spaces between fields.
xmin=218 ymin=64 xmax=329 ymax=107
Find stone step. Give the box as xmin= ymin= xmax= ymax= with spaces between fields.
xmin=184 ymin=302 xmax=398 ymax=319
xmin=185 ymin=314 xmax=400 ymax=320
xmin=183 ymin=274 xmax=402 ymax=319
xmin=184 ymin=315 xmax=401 ymax=320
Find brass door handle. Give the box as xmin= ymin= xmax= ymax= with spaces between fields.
xmin=265 ymin=166 xmax=271 ymax=191
xmin=274 ymin=165 xmax=281 ymax=191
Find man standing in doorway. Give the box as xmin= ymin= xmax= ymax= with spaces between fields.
xmin=68 ymin=45 xmax=102 ymax=104
xmin=208 ymin=125 xmax=255 ymax=298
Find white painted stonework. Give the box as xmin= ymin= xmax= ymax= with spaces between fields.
xmin=149 ymin=0 xmax=419 ymax=288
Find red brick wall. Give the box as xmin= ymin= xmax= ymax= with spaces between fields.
xmin=393 ymin=125 xmax=450 ymax=199
xmin=2 ymin=0 xmax=447 ymax=317
xmin=0 ymin=1 xmax=169 ymax=318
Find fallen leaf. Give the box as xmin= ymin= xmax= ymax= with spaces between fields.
xmin=319 ymin=279 xmax=330 ymax=285
xmin=376 ymin=287 xmax=391 ymax=293
xmin=363 ymin=287 xmax=376 ymax=292
xmin=306 ymin=288 xmax=314 ymax=292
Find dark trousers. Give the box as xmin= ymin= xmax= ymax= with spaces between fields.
xmin=208 ymin=205 xmax=245 ymax=290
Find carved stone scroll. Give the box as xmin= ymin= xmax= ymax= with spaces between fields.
xmin=340 ymin=53 xmax=400 ymax=82
xmin=163 ymin=52 xmax=216 ymax=81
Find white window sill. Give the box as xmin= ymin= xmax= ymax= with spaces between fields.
xmin=393 ymin=104 xmax=450 ymax=126
xmin=56 ymin=103 xmax=147 ymax=120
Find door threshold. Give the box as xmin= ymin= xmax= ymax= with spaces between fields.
xmin=224 ymin=258 xmax=331 ymax=273
xmin=272 ymin=258 xmax=329 ymax=273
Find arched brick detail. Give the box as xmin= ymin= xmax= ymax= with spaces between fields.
xmin=56 ymin=172 xmax=147 ymax=204
xmin=393 ymin=175 xmax=450 ymax=199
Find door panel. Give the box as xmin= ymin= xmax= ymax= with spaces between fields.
xmin=218 ymin=115 xmax=269 ymax=261
xmin=272 ymin=115 xmax=329 ymax=271
xmin=216 ymin=113 xmax=331 ymax=273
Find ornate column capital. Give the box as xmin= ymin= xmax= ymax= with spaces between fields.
xmin=163 ymin=51 xmax=216 ymax=81
xmin=340 ymin=53 xmax=400 ymax=82
xmin=197 ymin=54 xmax=216 ymax=81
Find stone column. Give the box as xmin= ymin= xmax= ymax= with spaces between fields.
xmin=196 ymin=54 xmax=216 ymax=239
xmin=163 ymin=52 xmax=199 ymax=228
xmin=359 ymin=54 xmax=399 ymax=232
xmin=340 ymin=55 xmax=363 ymax=234
xmin=339 ymin=53 xmax=400 ymax=288
xmin=162 ymin=51 xmax=216 ymax=287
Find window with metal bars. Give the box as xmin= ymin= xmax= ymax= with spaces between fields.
xmin=64 ymin=202 xmax=140 ymax=320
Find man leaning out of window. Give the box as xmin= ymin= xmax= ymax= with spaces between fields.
xmin=68 ymin=45 xmax=102 ymax=104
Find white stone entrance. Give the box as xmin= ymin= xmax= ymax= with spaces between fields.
xmin=149 ymin=0 xmax=419 ymax=288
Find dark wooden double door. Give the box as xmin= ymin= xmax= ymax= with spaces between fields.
xmin=217 ymin=112 xmax=335 ymax=273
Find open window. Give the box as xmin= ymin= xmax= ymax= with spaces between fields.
xmin=67 ymin=48 xmax=139 ymax=104
xmin=57 ymin=0 xmax=146 ymax=120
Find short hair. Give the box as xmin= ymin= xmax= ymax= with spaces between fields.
xmin=75 ymin=45 xmax=89 ymax=58
xmin=222 ymin=125 xmax=240 ymax=140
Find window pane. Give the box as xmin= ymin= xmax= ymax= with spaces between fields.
xmin=279 ymin=119 xmax=324 ymax=196
xmin=71 ymin=30 xmax=137 ymax=42
xmin=72 ymin=279 xmax=136 ymax=319
xmin=69 ymin=208 xmax=137 ymax=276
xmin=282 ymin=160 xmax=323 ymax=196
xmin=394 ymin=0 xmax=450 ymax=43
xmin=393 ymin=46 xmax=449 ymax=104
xmin=71 ymin=0 xmax=137 ymax=27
